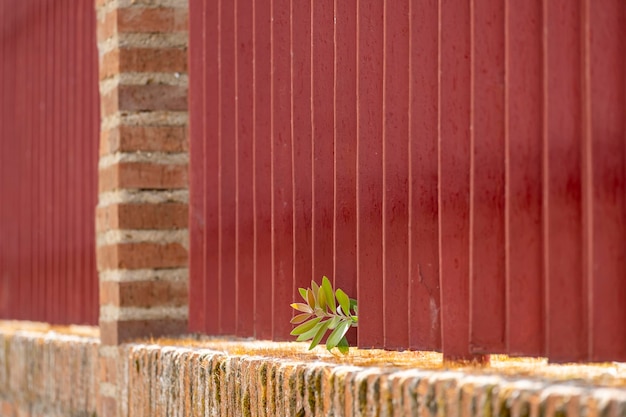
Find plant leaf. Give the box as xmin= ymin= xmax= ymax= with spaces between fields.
xmin=308 ymin=319 xmax=332 ymax=350
xmin=350 ymin=298 xmax=358 ymax=315
xmin=326 ymin=320 xmax=351 ymax=350
xmin=306 ymin=289 xmax=316 ymax=308
xmin=311 ymin=280 xmax=320 ymax=301
xmin=318 ymin=286 xmax=327 ymax=311
xmin=290 ymin=316 xmax=322 ymax=336
xmin=335 ymin=288 xmax=351 ymax=316
xmin=336 ymin=336 xmax=349 ymax=354
xmin=328 ymin=316 xmax=341 ymax=330
xmin=297 ymin=320 xmax=325 ymax=341
xmin=291 ymin=303 xmax=313 ymax=314
xmin=321 ymin=276 xmax=336 ymax=314
xmin=290 ymin=313 xmax=311 ymax=325
xmin=298 ymin=288 xmax=308 ymax=301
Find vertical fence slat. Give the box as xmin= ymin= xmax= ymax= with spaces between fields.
xmin=235 ymin=0 xmax=255 ymax=336
xmin=439 ymin=0 xmax=478 ymax=361
xmin=587 ymin=0 xmax=626 ymax=362
xmin=469 ymin=0 xmax=506 ymax=353
xmin=15 ymin=0 xmax=28 ymax=320
xmin=203 ymin=0 xmax=221 ymax=334
xmin=356 ymin=0 xmax=384 ymax=348
xmin=291 ymin=0 xmax=313 ymax=296
xmin=382 ymin=0 xmax=410 ymax=350
xmin=0 ymin=0 xmax=3 ymax=318
xmin=505 ymin=0 xmax=544 ymax=357
xmin=29 ymin=0 xmax=39 ymax=321
xmin=52 ymin=0 xmax=63 ymax=323
xmin=312 ymin=0 xmax=335 ymax=283
xmin=72 ymin=0 xmax=82 ymax=323
xmin=25 ymin=0 xmax=36 ymax=321
xmin=253 ymin=0 xmax=273 ymax=340
xmin=219 ymin=0 xmax=238 ymax=334
xmin=544 ymin=0 xmax=586 ymax=362
xmin=60 ymin=0 xmax=70 ymax=323
xmin=333 ymin=0 xmax=357 ymax=297
xmin=188 ymin=0 xmax=206 ymax=333
xmin=270 ymin=0 xmax=294 ymax=340
xmin=333 ymin=0 xmax=358 ymax=345
xmin=67 ymin=0 xmax=76 ymax=322
xmin=409 ymin=0 xmax=441 ymax=352
xmin=36 ymin=0 xmax=47 ymax=321
xmin=87 ymin=0 xmax=100 ymax=325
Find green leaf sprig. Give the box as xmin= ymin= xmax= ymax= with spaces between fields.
xmin=290 ymin=276 xmax=358 ymax=354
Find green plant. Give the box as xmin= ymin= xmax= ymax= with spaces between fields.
xmin=290 ymin=276 xmax=358 ymax=354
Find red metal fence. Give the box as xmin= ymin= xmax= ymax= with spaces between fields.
xmin=189 ymin=0 xmax=625 ymax=362
xmin=0 ymin=0 xmax=99 ymax=325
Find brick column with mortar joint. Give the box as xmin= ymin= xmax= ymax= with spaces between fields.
xmin=95 ymin=0 xmax=189 ymax=415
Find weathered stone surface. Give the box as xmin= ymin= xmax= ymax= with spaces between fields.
xmin=3 ymin=325 xmax=626 ymax=417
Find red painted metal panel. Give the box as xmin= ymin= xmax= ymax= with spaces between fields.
xmin=587 ymin=0 xmax=626 ymax=362
xmin=219 ymin=0 xmax=238 ymax=334
xmin=0 ymin=0 xmax=99 ymax=325
xmin=383 ymin=0 xmax=410 ymax=350
xmin=15 ymin=0 xmax=29 ymax=321
xmin=544 ymin=0 xmax=587 ymax=362
xmin=86 ymin=2 xmax=99 ymax=325
xmin=188 ymin=0 xmax=207 ymax=333
xmin=271 ymin=0 xmax=294 ymax=340
xmin=291 ymin=0 xmax=313 ymax=297
xmin=235 ymin=0 xmax=255 ymax=336
xmin=439 ymin=0 xmax=483 ymax=361
xmin=188 ymin=0 xmax=626 ymax=362
xmin=469 ymin=0 xmax=506 ymax=353
xmin=333 ymin=0 xmax=357 ymax=298
xmin=0 ymin=0 xmax=4 ymax=320
xmin=312 ymin=0 xmax=335 ymax=284
xmin=51 ymin=0 xmax=62 ymax=324
xmin=504 ymin=0 xmax=544 ymax=357
xmin=203 ymin=0 xmax=221 ymax=334
xmin=356 ymin=0 xmax=384 ymax=348
xmin=409 ymin=0 xmax=441 ymax=352
xmin=253 ymin=1 xmax=273 ymax=340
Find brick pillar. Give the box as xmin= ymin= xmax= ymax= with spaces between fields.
xmin=95 ymin=0 xmax=189 ymax=415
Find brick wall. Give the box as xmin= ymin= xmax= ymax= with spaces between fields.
xmin=0 ymin=326 xmax=99 ymax=417
xmin=95 ymin=0 xmax=189 ymax=415
xmin=115 ymin=341 xmax=626 ymax=417
xmin=95 ymin=0 xmax=189 ymax=346
xmin=2 ymin=323 xmax=626 ymax=417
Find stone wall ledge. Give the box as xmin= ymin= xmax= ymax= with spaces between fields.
xmin=1 ymin=323 xmax=625 ymax=417
xmin=121 ymin=338 xmax=626 ymax=417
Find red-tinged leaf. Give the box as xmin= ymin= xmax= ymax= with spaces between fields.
xmin=290 ymin=303 xmax=313 ymax=314
xmin=311 ymin=280 xmax=320 ymax=300
xmin=307 ymin=288 xmax=316 ymax=308
xmin=290 ymin=316 xmax=322 ymax=336
xmin=290 ymin=313 xmax=311 ymax=325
